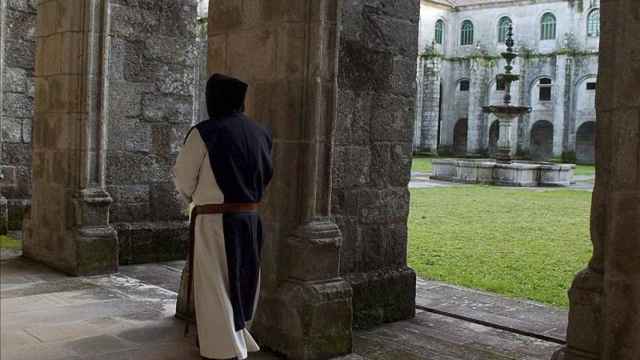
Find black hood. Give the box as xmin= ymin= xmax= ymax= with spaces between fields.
xmin=206 ymin=73 xmax=248 ymax=118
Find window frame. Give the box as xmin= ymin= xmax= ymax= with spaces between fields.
xmin=587 ymin=9 xmax=600 ymax=37
xmin=498 ymin=16 xmax=512 ymax=43
xmin=459 ymin=79 xmax=470 ymax=92
xmin=538 ymin=78 xmax=553 ymax=101
xmin=435 ymin=19 xmax=445 ymax=45
xmin=460 ymin=20 xmax=474 ymax=46
xmin=540 ymin=12 xmax=557 ymax=40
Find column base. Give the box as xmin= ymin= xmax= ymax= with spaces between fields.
xmin=345 ymin=267 xmax=416 ymax=329
xmin=254 ymin=279 xmax=353 ymax=360
xmin=553 ymin=266 xmax=603 ymax=360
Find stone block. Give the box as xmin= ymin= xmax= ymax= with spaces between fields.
xmin=275 ymin=23 xmax=307 ymax=80
xmin=3 ymin=93 xmax=33 ymax=118
xmin=332 ymin=146 xmax=371 ymax=189
xmin=2 ymin=142 xmax=32 ymax=166
xmin=362 ymin=0 xmax=420 ymax=23
xmin=106 ymin=152 xmax=171 ymax=185
xmin=1 ymin=118 xmax=23 ymax=143
xmin=356 ymin=188 xmax=410 ymax=225
xmin=261 ymin=0 xmax=306 ymax=23
xmin=150 ymin=182 xmax=186 ymax=221
xmin=145 ymin=36 xmax=196 ymax=66
xmin=370 ymin=93 xmax=414 ymax=142
xmin=155 ymin=64 xmax=194 ymax=96
xmin=336 ymin=89 xmax=372 ymax=146
xmin=109 ymin=81 xmax=143 ymax=118
xmin=6 ymin=8 xmax=36 ymax=41
xmin=227 ymin=29 xmax=276 ymax=81
xmin=335 ymin=215 xmax=361 ymax=274
xmin=4 ymin=67 xmax=27 ymax=93
xmin=116 ymin=221 xmax=188 ymax=265
xmin=107 ymin=185 xmax=150 ymax=223
xmin=4 ymin=39 xmax=35 ymax=69
xmin=346 ymin=267 xmax=416 ymax=329
xmin=207 ymin=34 xmax=227 ymax=75
xmin=251 ymin=80 xmax=304 ymax=141
xmin=338 ymin=40 xmax=394 ymax=93
xmin=391 ymin=57 xmax=417 ymax=97
xmin=362 ymin=11 xmax=418 ymax=57
xmin=208 ymin=0 xmax=243 ymax=35
xmin=142 ymin=94 xmax=193 ymax=124
xmin=7 ymin=0 xmax=37 ymax=12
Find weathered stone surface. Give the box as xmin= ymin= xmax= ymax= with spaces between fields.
xmin=333 ymin=0 xmax=418 ymax=333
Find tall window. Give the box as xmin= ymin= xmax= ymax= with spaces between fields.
xmin=587 ymin=9 xmax=600 ymax=37
xmin=461 ymin=20 xmax=474 ymax=46
xmin=540 ymin=13 xmax=557 ymax=40
xmin=498 ymin=17 xmax=512 ymax=43
xmin=539 ymin=78 xmax=552 ymax=101
xmin=435 ymin=20 xmax=444 ymax=44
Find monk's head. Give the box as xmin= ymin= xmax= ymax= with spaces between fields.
xmin=206 ymin=74 xmax=248 ymax=118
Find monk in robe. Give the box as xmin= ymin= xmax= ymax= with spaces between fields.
xmin=173 ymin=74 xmax=273 ymax=360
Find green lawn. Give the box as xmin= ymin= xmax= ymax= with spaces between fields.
xmin=0 ymin=235 xmax=21 ymax=249
xmin=574 ymin=164 xmax=596 ymax=176
xmin=411 ymin=157 xmax=434 ymax=173
xmin=408 ymin=186 xmax=593 ymax=307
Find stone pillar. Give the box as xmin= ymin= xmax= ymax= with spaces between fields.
xmin=177 ymin=1 xmax=352 ymax=359
xmin=334 ymin=0 xmax=418 ymax=331
xmin=467 ymin=58 xmax=487 ymax=156
xmin=25 ymin=0 xmax=117 ymax=275
xmin=0 ymin=0 xmax=6 ymax=235
xmin=552 ymin=54 xmax=568 ymax=158
xmin=420 ymin=56 xmax=441 ymax=154
xmin=552 ymin=1 xmax=640 ymax=359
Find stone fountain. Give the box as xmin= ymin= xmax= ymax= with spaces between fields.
xmin=431 ymin=26 xmax=575 ymax=187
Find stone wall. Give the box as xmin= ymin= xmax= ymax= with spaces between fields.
xmin=334 ymin=0 xmax=418 ymax=329
xmin=0 ymin=0 xmax=36 ymax=231
xmin=105 ymin=0 xmax=197 ymax=264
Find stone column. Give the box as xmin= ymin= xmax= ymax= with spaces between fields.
xmin=24 ymin=0 xmax=117 ymax=275
xmin=177 ymin=1 xmax=352 ymax=359
xmin=420 ymin=56 xmax=441 ymax=154
xmin=552 ymin=54 xmax=568 ymax=158
xmin=552 ymin=1 xmax=640 ymax=359
xmin=0 ymin=0 xmax=7 ymax=235
xmin=466 ymin=58 xmax=487 ymax=156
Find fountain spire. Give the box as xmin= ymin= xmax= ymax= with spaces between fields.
xmin=483 ymin=25 xmax=531 ymax=163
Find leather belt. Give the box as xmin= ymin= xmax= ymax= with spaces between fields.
xmin=184 ymin=203 xmax=260 ymax=337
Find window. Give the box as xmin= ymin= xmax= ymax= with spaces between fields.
xmin=496 ymin=78 xmax=506 ymax=91
xmin=587 ymin=9 xmax=600 ymax=37
xmin=435 ymin=20 xmax=444 ymax=44
xmin=460 ymin=80 xmax=470 ymax=91
xmin=461 ymin=20 xmax=474 ymax=46
xmin=539 ymin=78 xmax=552 ymax=101
xmin=498 ymin=17 xmax=512 ymax=43
xmin=586 ymin=82 xmax=597 ymax=90
xmin=540 ymin=13 xmax=557 ymax=40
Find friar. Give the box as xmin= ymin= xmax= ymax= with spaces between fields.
xmin=173 ymin=73 xmax=273 ymax=360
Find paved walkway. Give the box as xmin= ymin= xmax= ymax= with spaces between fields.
xmin=2 ymin=256 xmax=563 ymax=359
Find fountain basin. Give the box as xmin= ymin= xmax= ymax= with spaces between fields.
xmin=431 ymin=159 xmax=575 ymax=187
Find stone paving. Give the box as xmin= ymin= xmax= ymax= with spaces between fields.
xmin=1 ymin=256 xmax=565 ymax=359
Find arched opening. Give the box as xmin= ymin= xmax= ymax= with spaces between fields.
xmin=488 ymin=120 xmax=500 ymax=157
xmin=453 ymin=118 xmax=468 ymax=155
xmin=530 ymin=120 xmax=554 ymax=161
xmin=576 ymin=121 xmax=596 ymax=164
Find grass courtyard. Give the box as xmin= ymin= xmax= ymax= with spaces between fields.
xmin=0 ymin=235 xmax=21 ymax=250
xmin=408 ymin=185 xmax=593 ymax=308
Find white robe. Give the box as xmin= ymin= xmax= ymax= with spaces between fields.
xmin=173 ymin=130 xmax=260 ymax=359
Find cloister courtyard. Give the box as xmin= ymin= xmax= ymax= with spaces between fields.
xmin=1 ymin=0 xmax=638 ymax=359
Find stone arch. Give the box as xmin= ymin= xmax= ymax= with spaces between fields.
xmin=488 ymin=120 xmax=500 ymax=157
xmin=576 ymin=121 xmax=596 ymax=164
xmin=530 ymin=120 xmax=554 ymax=161
xmin=453 ymin=118 xmax=468 ymax=155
